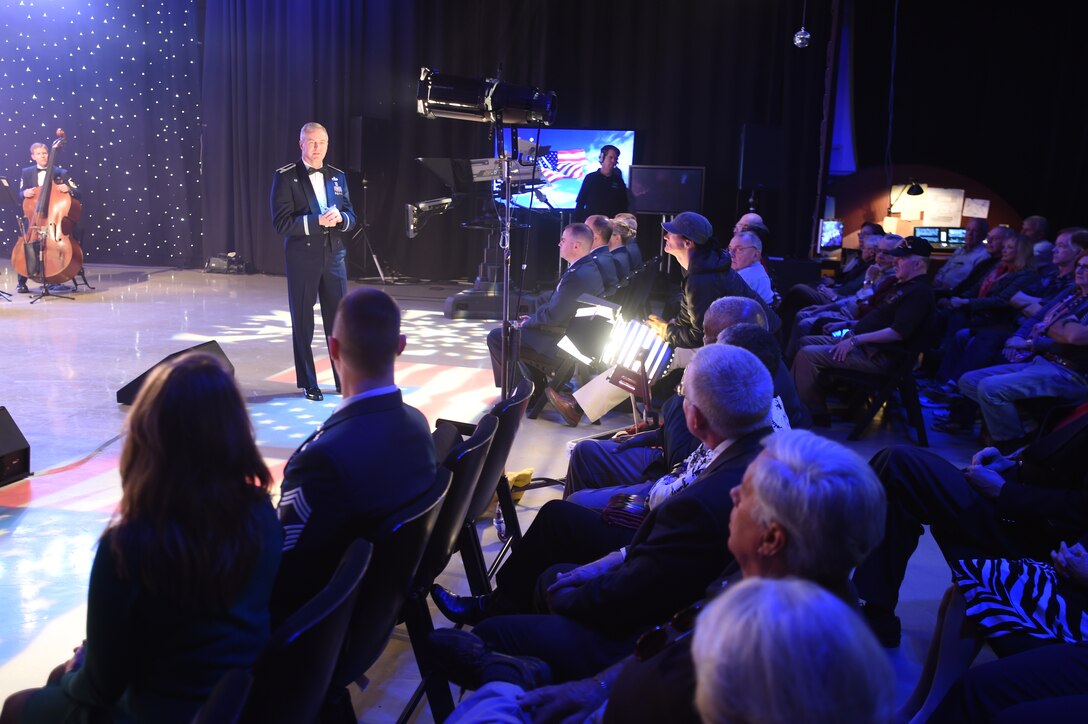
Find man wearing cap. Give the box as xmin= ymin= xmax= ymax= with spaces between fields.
xmin=545 ymin=212 xmax=778 ymax=426
xmin=646 ymin=212 xmax=777 ymax=349
xmin=791 ymin=236 xmax=936 ymax=424
xmin=728 ymin=229 xmax=775 ymax=305
xmin=487 ymin=222 xmax=604 ymax=390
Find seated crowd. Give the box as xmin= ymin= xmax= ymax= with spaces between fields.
xmin=6 ymin=209 xmax=1088 ymax=723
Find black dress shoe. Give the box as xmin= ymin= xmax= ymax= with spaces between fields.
xmin=304 ymin=387 xmax=324 ymax=401
xmin=431 ymin=584 xmax=493 ymax=626
xmin=426 ymin=628 xmax=552 ymax=691
xmin=16 ymin=284 xmax=29 ymax=294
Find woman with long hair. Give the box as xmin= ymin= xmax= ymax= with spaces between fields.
xmin=2 ymin=353 xmax=281 ymax=723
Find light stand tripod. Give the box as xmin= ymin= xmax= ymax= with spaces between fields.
xmin=350 ymin=176 xmax=388 ymax=284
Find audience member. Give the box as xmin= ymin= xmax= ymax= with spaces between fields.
xmin=728 ymin=229 xmax=775 ymax=304
xmin=544 ymin=213 xmax=777 ymax=426
xmin=562 ymin=297 xmax=770 ymax=496
xmin=586 ymin=214 xmax=621 ymax=295
xmin=692 ymin=579 xmax=894 ymax=724
xmin=852 ymin=401 xmax=1088 ymax=647
xmin=791 ymin=236 xmax=935 ymax=425
xmin=565 ymin=323 xmax=793 ymax=511
xmin=956 ymin=257 xmax=1088 ymax=451
xmin=614 ymin=212 xmax=642 ymax=268
xmin=0 ymin=353 xmax=281 ymax=724
xmin=272 ymin=287 xmax=437 ymax=622
xmin=1021 ymin=214 xmax=1049 ymax=244
xmin=431 ymin=345 xmax=773 ymax=681
xmin=647 ymin=212 xmax=779 ymax=350
xmin=487 ymin=222 xmax=604 ymax=392
xmin=605 ymin=216 xmax=632 ymax=279
xmin=933 ymin=218 xmax=991 ymax=292
xmin=435 ymin=430 xmax=890 ymax=724
xmin=925 ymin=234 xmax=1038 ymax=394
xmin=1010 ymin=227 xmax=1088 ymax=317
xmin=784 ymin=234 xmax=903 ymax=361
xmin=778 ymin=222 xmax=884 ymax=336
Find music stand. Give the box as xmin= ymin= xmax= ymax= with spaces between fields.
xmin=0 ymin=177 xmax=24 ymax=300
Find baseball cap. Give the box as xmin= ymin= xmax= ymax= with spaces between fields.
xmin=889 ymin=236 xmax=933 ymax=258
xmin=662 ymin=212 xmax=713 ymax=245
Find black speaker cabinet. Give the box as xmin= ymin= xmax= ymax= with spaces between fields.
xmin=0 ymin=406 xmax=30 ymax=488
xmin=116 ymin=341 xmax=234 ymax=405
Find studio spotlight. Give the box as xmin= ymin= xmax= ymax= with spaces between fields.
xmin=417 ymin=68 xmax=557 ymax=127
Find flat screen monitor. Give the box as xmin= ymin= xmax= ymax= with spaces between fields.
xmin=629 ymin=165 xmax=706 ymax=215
xmin=818 ymin=219 xmax=844 ymax=250
xmin=497 ymin=128 xmax=635 ymax=210
xmin=913 ymin=226 xmax=942 ymax=245
xmin=913 ymin=225 xmax=965 ymax=250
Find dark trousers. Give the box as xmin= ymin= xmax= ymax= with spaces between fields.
xmin=285 ymin=237 xmax=346 ymax=390
xmin=851 ymin=447 xmax=1041 ymax=612
xmin=492 ymin=500 xmax=634 ymax=613
xmin=930 ymin=643 xmax=1088 ymax=723
xmin=487 ymin=326 xmax=563 ymax=388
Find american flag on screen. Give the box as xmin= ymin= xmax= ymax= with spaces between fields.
xmin=540 ymin=149 xmax=588 ymax=182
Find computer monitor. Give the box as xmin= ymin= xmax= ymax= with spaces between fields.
xmin=913 ymin=226 xmax=942 ymax=246
xmin=913 ymin=225 xmax=966 ymax=250
xmin=818 ymin=219 xmax=844 ymax=251
xmin=497 ymin=128 xmax=635 ymax=210
xmin=629 ymin=165 xmax=706 ymax=215
xmin=945 ymin=227 xmax=967 ymax=245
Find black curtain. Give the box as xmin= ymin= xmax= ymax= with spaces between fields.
xmin=851 ymin=0 xmax=1088 ymax=230
xmin=201 ymin=0 xmax=835 ymax=278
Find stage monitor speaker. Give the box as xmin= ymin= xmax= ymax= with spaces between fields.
xmin=0 ymin=406 xmax=30 ymax=488
xmin=116 ymin=341 xmax=234 ymax=406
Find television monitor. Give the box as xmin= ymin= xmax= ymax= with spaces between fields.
xmin=629 ymin=165 xmax=706 ymax=215
xmin=945 ymin=227 xmax=967 ymax=246
xmin=497 ymin=128 xmax=635 ymax=210
xmin=913 ymin=226 xmax=941 ymax=246
xmin=818 ymin=219 xmax=844 ymax=250
xmin=913 ymin=225 xmax=965 ymax=250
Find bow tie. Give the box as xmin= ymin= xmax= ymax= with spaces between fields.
xmin=308 ymin=166 xmax=325 ymax=176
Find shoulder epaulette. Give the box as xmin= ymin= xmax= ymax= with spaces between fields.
xmin=326 ymin=164 xmax=343 ymax=175
xmin=276 ymin=162 xmax=296 ymax=174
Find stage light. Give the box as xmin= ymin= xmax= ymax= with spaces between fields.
xmin=417 ymin=68 xmax=557 ymax=127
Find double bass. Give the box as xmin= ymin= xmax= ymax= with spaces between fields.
xmin=11 ymin=129 xmax=83 ymax=285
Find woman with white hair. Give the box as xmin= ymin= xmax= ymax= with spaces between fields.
xmin=692 ymin=578 xmax=894 ymax=724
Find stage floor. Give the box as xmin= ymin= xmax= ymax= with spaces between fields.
xmin=0 ymin=261 xmax=983 ymax=720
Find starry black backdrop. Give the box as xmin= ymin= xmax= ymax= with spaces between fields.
xmin=0 ymin=0 xmax=203 ymax=267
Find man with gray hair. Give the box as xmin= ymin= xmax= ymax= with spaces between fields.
xmin=729 ymin=229 xmax=774 ymax=304
xmin=564 ymin=296 xmax=769 ymax=495
xmin=271 ymin=121 xmax=357 ymax=401
xmin=430 ymin=345 xmax=774 ymax=680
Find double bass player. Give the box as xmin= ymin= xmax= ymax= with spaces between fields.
xmin=17 ymin=142 xmax=80 ymax=293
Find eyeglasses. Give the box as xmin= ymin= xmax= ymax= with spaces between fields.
xmin=728 ymin=245 xmax=756 ymax=254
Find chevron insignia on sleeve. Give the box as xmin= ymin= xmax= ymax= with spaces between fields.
xmin=278 ymin=487 xmax=312 ymax=552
